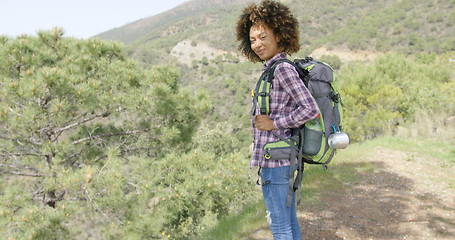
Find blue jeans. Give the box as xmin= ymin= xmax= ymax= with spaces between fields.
xmin=261 ymin=166 xmax=301 ymax=240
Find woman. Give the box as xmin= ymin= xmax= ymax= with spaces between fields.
xmin=236 ymin=1 xmax=319 ymax=239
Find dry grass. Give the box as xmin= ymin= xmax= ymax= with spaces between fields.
xmin=396 ymin=109 xmax=455 ymax=141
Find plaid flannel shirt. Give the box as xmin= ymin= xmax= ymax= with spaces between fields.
xmin=250 ymin=53 xmax=319 ymax=168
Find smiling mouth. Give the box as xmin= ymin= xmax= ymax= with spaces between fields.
xmin=256 ymin=49 xmax=265 ymax=55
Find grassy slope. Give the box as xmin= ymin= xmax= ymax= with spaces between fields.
xmin=95 ymin=0 xmax=250 ymax=45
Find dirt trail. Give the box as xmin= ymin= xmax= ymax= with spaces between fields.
xmin=249 ymin=147 xmax=455 ymax=239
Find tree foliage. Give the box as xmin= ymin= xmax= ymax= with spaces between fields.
xmin=0 ymin=29 xmax=257 ymax=239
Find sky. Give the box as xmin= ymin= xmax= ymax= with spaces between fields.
xmin=0 ymin=0 xmax=189 ymax=39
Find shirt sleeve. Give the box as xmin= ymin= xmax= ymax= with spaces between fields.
xmin=272 ymin=62 xmax=319 ymax=130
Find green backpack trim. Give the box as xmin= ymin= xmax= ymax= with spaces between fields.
xmin=257 ymin=80 xmax=271 ymax=115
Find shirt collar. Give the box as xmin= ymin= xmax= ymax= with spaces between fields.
xmin=263 ymin=52 xmax=287 ymax=71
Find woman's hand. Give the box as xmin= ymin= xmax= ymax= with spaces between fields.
xmin=255 ymin=115 xmax=275 ymax=131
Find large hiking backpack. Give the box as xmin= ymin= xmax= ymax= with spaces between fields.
xmin=253 ymin=57 xmax=349 ymax=206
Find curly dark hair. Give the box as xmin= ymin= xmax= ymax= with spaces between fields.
xmin=236 ymin=0 xmax=300 ymax=62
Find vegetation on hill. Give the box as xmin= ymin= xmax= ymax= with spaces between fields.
xmin=95 ymin=0 xmax=248 ymax=45
xmin=303 ymin=0 xmax=455 ymax=54
xmin=102 ymin=0 xmax=454 ymax=62
xmin=340 ymin=52 xmax=455 ymax=141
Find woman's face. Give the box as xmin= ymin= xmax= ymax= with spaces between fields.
xmin=249 ymin=23 xmax=281 ymax=61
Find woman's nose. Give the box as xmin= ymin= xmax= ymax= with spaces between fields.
xmin=252 ymin=40 xmax=260 ymax=50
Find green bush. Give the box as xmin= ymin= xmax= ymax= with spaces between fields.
xmin=339 ymin=52 xmax=455 ymax=141
xmin=144 ymin=149 xmax=256 ymax=239
xmin=319 ymin=55 xmax=342 ymax=70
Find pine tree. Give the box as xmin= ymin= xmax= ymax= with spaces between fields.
xmin=0 ymin=28 xmax=211 ymax=238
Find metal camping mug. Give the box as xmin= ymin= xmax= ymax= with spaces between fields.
xmin=328 ymin=132 xmax=349 ymax=149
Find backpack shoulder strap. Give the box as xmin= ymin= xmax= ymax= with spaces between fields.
xmin=253 ymin=59 xmax=291 ymax=115
xmin=264 ymin=58 xmax=300 ymax=84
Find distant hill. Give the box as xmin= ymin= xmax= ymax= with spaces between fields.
xmin=94 ymin=0 xmax=250 ymax=45
xmin=95 ymin=0 xmax=455 ymax=62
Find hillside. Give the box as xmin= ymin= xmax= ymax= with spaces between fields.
xmin=95 ymin=0 xmax=248 ymax=45
xmin=96 ymin=0 xmax=454 ymax=61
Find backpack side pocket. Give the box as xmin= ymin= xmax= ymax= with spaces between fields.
xmin=302 ymin=126 xmax=323 ymax=156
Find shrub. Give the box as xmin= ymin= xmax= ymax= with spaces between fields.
xmin=339 ymin=52 xmax=455 ymax=141
xmin=0 ymin=29 xmax=213 ymax=239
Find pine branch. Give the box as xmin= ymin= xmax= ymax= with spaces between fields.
xmin=0 ymin=169 xmax=48 ymax=177
xmin=0 ymin=135 xmax=25 ymax=145
xmin=0 ymin=134 xmax=42 ymax=146
xmin=0 ymin=150 xmax=44 ymax=158
xmin=54 ymin=111 xmax=111 ymax=135
xmin=0 ymin=163 xmax=47 ymax=177
xmin=120 ymin=147 xmax=161 ymax=154
xmin=82 ymin=186 xmax=123 ymax=225
xmin=71 ymin=128 xmax=151 ymax=145
xmin=61 ymin=150 xmax=83 ymax=163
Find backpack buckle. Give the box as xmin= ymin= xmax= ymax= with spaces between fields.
xmin=331 ymin=92 xmax=340 ymax=103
